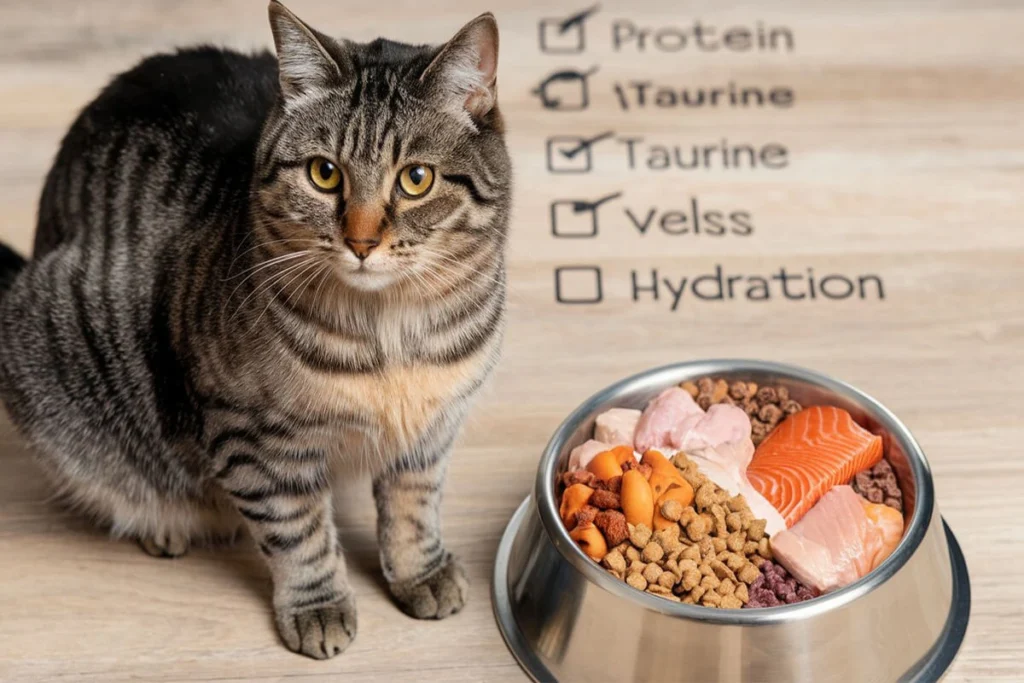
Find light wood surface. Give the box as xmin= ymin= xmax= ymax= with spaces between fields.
xmin=1 ymin=1 xmax=1022 ymax=681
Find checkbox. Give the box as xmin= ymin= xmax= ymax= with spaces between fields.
xmin=547 ymin=136 xmax=593 ymax=173
xmin=550 ymin=192 xmax=621 ymax=238
xmin=539 ymin=18 xmax=585 ymax=54
xmin=551 ymin=200 xmax=598 ymax=237
xmin=532 ymin=68 xmax=595 ymax=112
xmin=538 ymin=6 xmax=599 ymax=54
xmin=555 ymin=266 xmax=603 ymax=305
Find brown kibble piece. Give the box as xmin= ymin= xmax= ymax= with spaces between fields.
xmin=628 ymin=560 xmax=647 ymax=575
xmin=629 ymin=523 xmax=653 ymax=549
xmin=660 ymin=499 xmax=683 ymax=522
xmin=686 ymin=517 xmax=707 ymax=542
xmin=701 ymin=591 xmax=723 ymax=607
xmin=729 ymin=381 xmax=749 ymax=400
xmin=695 ymin=482 xmax=716 ymax=511
xmin=643 ymin=563 xmax=663 ymax=584
xmin=681 ymin=569 xmax=701 ymax=591
xmin=606 ymin=475 xmax=623 ymax=494
xmin=747 ymin=519 xmax=767 ymax=542
xmin=750 ymin=555 xmax=766 ymax=568
xmin=726 ymin=553 xmax=746 ymax=572
xmin=647 ymin=585 xmax=672 ymax=596
xmin=561 ymin=470 xmax=597 ymax=489
xmin=758 ymin=403 xmax=783 ymax=426
xmin=757 ymin=387 xmax=779 ymax=404
xmin=658 ymin=570 xmax=678 ymax=589
xmin=590 ymin=489 xmax=621 ymax=510
xmin=711 ymin=379 xmax=729 ymax=403
xmin=575 ymin=505 xmax=599 ymax=528
xmin=726 ymin=531 xmax=746 ymax=553
xmin=696 ymin=394 xmax=712 ymax=410
xmin=735 ymin=583 xmax=750 ymax=604
xmin=726 ymin=512 xmax=743 ymax=532
xmin=697 ymin=378 xmax=714 ymax=394
xmin=711 ymin=537 xmax=727 ymax=554
xmin=721 ymin=595 xmax=743 ymax=609
xmin=625 ymin=546 xmax=641 ymax=563
xmin=603 ymin=549 xmax=627 ymax=574
xmin=758 ymin=537 xmax=772 ymax=559
xmin=719 ymin=577 xmax=736 ymax=596
xmin=698 ymin=536 xmax=714 ymax=557
xmin=626 ymin=573 xmax=648 ymax=591
xmin=710 ymin=559 xmax=736 ymax=582
xmin=781 ymin=399 xmax=802 ymax=416
xmin=642 ymin=542 xmax=665 ymax=563
xmin=594 ymin=510 xmax=629 ymax=547
xmin=682 ymin=545 xmax=701 ymax=563
xmin=738 ymin=563 xmax=760 ymax=585
xmin=681 ymin=381 xmax=700 ymax=398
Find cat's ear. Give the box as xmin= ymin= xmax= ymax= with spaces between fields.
xmin=421 ymin=13 xmax=500 ymax=120
xmin=268 ymin=0 xmax=350 ymax=98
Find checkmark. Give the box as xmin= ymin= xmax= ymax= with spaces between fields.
xmin=532 ymin=67 xmax=598 ymax=111
xmin=559 ymin=131 xmax=614 ymax=160
xmin=557 ymin=5 xmax=600 ymax=33
xmin=538 ymin=5 xmax=600 ymax=54
xmin=550 ymin=192 xmax=622 ymax=237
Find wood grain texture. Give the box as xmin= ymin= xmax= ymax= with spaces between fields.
xmin=0 ymin=0 xmax=1021 ymax=680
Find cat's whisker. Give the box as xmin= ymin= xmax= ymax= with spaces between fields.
xmin=250 ymin=257 xmax=325 ymax=331
xmin=230 ymin=255 xmax=318 ymax=322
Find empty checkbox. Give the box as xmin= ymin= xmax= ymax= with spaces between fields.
xmin=555 ymin=266 xmax=603 ymax=304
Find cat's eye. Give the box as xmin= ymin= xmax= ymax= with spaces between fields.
xmin=308 ymin=157 xmax=343 ymax=192
xmin=397 ymin=165 xmax=435 ymax=198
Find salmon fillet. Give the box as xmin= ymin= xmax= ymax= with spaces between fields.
xmin=747 ymin=406 xmax=883 ymax=527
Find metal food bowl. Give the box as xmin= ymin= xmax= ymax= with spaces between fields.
xmin=493 ymin=360 xmax=970 ymax=683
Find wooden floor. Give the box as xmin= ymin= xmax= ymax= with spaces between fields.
xmin=1 ymin=0 xmax=1022 ymax=680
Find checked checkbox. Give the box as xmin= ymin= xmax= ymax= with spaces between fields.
xmin=539 ymin=5 xmax=600 ymax=54
xmin=546 ymin=131 xmax=614 ymax=173
xmin=532 ymin=67 xmax=598 ymax=112
xmin=550 ymin=192 xmax=622 ymax=238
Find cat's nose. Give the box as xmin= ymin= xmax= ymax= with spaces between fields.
xmin=344 ymin=237 xmax=380 ymax=260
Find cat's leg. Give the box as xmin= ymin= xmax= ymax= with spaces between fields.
xmin=372 ymin=445 xmax=468 ymax=620
xmin=217 ymin=455 xmax=356 ymax=659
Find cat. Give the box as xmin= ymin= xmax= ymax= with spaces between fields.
xmin=0 ymin=0 xmax=510 ymax=660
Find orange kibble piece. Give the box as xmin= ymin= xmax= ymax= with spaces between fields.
xmin=621 ymin=469 xmax=655 ymax=529
xmin=559 ymin=483 xmax=594 ymax=529
xmin=570 ymin=523 xmax=609 ymax=561
xmin=587 ymin=450 xmax=625 ymax=482
xmin=610 ymin=445 xmax=637 ymax=467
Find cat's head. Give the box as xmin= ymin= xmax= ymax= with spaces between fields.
xmin=254 ymin=1 xmax=511 ymax=294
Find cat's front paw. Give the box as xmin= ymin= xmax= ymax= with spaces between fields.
xmin=389 ymin=553 xmax=468 ymax=619
xmin=275 ymin=594 xmax=357 ymax=659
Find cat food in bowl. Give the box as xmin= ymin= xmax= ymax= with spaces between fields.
xmin=492 ymin=360 xmax=970 ymax=682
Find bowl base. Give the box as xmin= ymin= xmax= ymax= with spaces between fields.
xmin=492 ymin=497 xmax=971 ymax=683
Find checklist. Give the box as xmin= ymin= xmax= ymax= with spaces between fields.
xmin=550 ymin=193 xmax=621 ymax=238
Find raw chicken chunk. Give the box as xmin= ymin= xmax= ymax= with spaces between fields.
xmin=594 ymin=408 xmax=641 ymax=447
xmin=633 ymin=388 xmax=703 ymax=453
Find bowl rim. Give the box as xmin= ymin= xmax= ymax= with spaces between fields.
xmin=534 ymin=358 xmax=935 ymax=625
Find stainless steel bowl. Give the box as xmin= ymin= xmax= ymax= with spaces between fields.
xmin=493 ymin=360 xmax=970 ymax=683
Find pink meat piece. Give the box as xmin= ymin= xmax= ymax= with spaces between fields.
xmin=634 ymin=388 xmax=703 ymax=453
xmin=567 ymin=440 xmax=614 ymax=471
xmin=594 ymin=408 xmax=642 ymax=447
xmin=671 ymin=404 xmax=752 ymax=461
xmin=770 ymin=485 xmax=888 ymax=594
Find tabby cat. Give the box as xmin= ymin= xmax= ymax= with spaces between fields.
xmin=0 ymin=1 xmax=510 ymax=659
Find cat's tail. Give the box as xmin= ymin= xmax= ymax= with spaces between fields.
xmin=0 ymin=243 xmax=27 ymax=300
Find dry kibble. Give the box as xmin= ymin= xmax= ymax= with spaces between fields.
xmin=682 ymin=595 xmax=696 ymax=605
xmin=700 ymin=574 xmax=722 ymax=591
xmin=643 ymin=563 xmax=664 ymax=584
xmin=726 ymin=553 xmax=747 ymax=573
xmin=726 ymin=531 xmax=746 ymax=553
xmin=642 ymin=542 xmax=665 ymax=563
xmin=667 ymin=548 xmax=682 ymax=563
xmin=698 ymin=537 xmax=714 ymax=558
xmin=776 ymin=386 xmax=790 ymax=402
xmin=658 ymin=571 xmax=678 ymax=589
xmin=702 ymin=591 xmax=723 ymax=607
xmin=615 ymin=541 xmax=630 ymax=554
xmin=682 ymin=545 xmax=701 ymax=563
xmin=712 ymin=537 xmax=727 ymax=554
xmin=695 ymin=483 xmax=716 ymax=511
xmin=654 ymin=524 xmax=681 ymax=547
xmin=726 ymin=512 xmax=743 ymax=532
xmin=629 ymin=523 xmax=653 ymax=549
xmin=721 ymin=595 xmax=744 ymax=610
xmin=681 ymin=381 xmax=700 ymax=398
xmin=757 ymin=387 xmax=779 ymax=405
xmin=710 ymin=559 xmax=736 ymax=582
xmin=690 ymin=585 xmax=707 ymax=603
xmin=736 ymin=583 xmax=750 ymax=604
xmin=647 ymin=584 xmax=671 ymax=596
xmin=686 ymin=517 xmax=707 ymax=542
xmin=628 ymin=560 xmax=647 ymax=575
xmin=678 ymin=506 xmax=699 ymax=526
xmin=747 ymin=519 xmax=767 ymax=542
xmin=750 ymin=555 xmax=766 ymax=568
xmin=696 ymin=394 xmax=713 ymax=410
xmin=664 ymin=558 xmax=680 ymax=576
xmin=660 ymin=499 xmax=683 ymax=522
xmin=727 ymin=494 xmax=747 ymax=513
xmin=758 ymin=537 xmax=772 ymax=560
xmin=626 ymin=573 xmax=648 ymax=591
xmin=738 ymin=564 xmax=760 ymax=585
xmin=729 ymin=381 xmax=749 ymax=400
xmin=758 ymin=403 xmax=783 ymax=426
xmin=781 ymin=399 xmax=802 ymax=416
xmin=711 ymin=379 xmax=729 ymax=403
xmin=718 ymin=578 xmax=736 ymax=596
xmin=625 ymin=546 xmax=641 ymax=563
xmin=603 ymin=549 xmax=627 ymax=574
xmin=681 ymin=569 xmax=701 ymax=591
xmin=679 ymin=558 xmax=698 ymax=572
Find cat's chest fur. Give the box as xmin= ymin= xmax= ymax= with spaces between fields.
xmin=279 ymin=309 xmax=492 ymax=464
